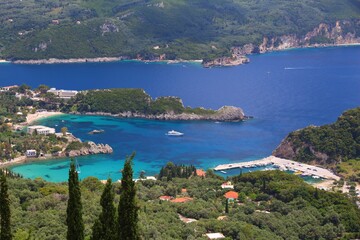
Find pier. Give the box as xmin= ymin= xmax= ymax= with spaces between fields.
xmin=214 ymin=156 xmax=340 ymax=180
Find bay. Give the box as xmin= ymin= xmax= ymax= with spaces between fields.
xmin=2 ymin=46 xmax=360 ymax=182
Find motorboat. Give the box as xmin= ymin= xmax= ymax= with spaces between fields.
xmin=166 ymin=130 xmax=184 ymax=136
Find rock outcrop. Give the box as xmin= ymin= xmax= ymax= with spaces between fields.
xmin=66 ymin=141 xmax=113 ymax=157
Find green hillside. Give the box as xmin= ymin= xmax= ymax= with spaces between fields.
xmin=2 ymin=169 xmax=360 ymax=239
xmin=1 ymin=0 xmax=360 ymax=60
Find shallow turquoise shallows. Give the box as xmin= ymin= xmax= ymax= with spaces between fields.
xmin=4 ymin=46 xmax=360 ymax=182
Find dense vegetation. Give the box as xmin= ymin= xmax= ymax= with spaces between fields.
xmin=67 ymin=88 xmax=215 ymax=115
xmin=274 ymin=107 xmax=360 ymax=165
xmin=1 ymin=0 xmax=360 ymax=60
xmin=158 ymin=162 xmax=197 ymax=181
xmin=1 ymin=164 xmax=359 ymax=239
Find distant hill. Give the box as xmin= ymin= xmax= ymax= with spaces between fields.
xmin=1 ymin=0 xmax=360 ymax=61
xmin=273 ymin=107 xmax=360 ymax=166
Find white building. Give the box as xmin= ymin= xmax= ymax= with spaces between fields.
xmin=27 ymin=125 xmax=55 ymax=135
xmin=47 ymin=88 xmax=78 ymax=99
xmin=26 ymin=150 xmax=37 ymax=157
xmin=221 ymin=181 xmax=234 ymax=189
xmin=205 ymin=233 xmax=225 ymax=239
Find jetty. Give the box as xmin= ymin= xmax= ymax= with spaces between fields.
xmin=214 ymin=156 xmax=340 ymax=180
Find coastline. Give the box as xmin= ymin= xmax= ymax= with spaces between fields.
xmin=11 ymin=57 xmax=204 ymax=66
xmin=6 ymin=43 xmax=360 ymax=67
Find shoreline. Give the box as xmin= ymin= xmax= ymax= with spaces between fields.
xmin=6 ymin=43 xmax=360 ymax=67
xmin=11 ymin=57 xmax=204 ymax=66
xmin=26 ymin=111 xmax=64 ymax=125
xmin=0 ymin=155 xmax=66 ymax=169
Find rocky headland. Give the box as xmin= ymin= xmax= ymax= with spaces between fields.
xmin=66 ymin=141 xmax=113 ymax=157
xmin=75 ymin=105 xmax=246 ymax=122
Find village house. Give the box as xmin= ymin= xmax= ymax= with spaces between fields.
xmin=205 ymin=233 xmax=226 ymax=239
xmin=26 ymin=149 xmax=37 ymax=158
xmin=224 ymin=191 xmax=238 ymax=201
xmin=159 ymin=196 xmax=172 ymax=201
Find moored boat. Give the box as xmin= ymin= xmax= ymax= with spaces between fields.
xmin=166 ymin=130 xmax=184 ymax=136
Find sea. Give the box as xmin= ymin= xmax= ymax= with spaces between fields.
xmin=1 ymin=46 xmax=360 ymax=182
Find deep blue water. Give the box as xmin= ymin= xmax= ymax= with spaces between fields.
xmin=2 ymin=46 xmax=360 ymax=182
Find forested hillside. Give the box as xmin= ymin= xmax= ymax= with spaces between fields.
xmin=1 ymin=0 xmax=360 ymax=60
xmin=2 ymin=168 xmax=360 ymax=239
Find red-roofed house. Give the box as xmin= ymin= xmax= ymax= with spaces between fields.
xmin=224 ymin=191 xmax=238 ymax=200
xmin=159 ymin=196 xmax=172 ymax=201
xmin=170 ymin=197 xmax=193 ymax=203
xmin=196 ymin=169 xmax=206 ymax=177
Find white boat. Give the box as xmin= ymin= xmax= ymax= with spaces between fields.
xmin=166 ymin=130 xmax=184 ymax=136
xmin=312 ymin=175 xmax=320 ymax=179
xmin=220 ymin=171 xmax=227 ymax=174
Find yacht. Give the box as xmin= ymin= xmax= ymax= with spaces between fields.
xmin=166 ymin=130 xmax=184 ymax=136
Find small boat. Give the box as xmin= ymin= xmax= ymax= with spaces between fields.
xmin=220 ymin=171 xmax=227 ymax=174
xmin=312 ymin=176 xmax=320 ymax=179
xmin=166 ymin=130 xmax=184 ymax=136
xmin=88 ymin=129 xmax=105 ymax=134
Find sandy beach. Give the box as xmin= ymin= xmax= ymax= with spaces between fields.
xmin=26 ymin=111 xmax=64 ymax=125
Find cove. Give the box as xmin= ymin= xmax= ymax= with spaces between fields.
xmin=3 ymin=46 xmax=360 ymax=181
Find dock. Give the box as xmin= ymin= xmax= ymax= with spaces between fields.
xmin=214 ymin=156 xmax=340 ymax=180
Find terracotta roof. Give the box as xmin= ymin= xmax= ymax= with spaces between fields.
xmin=181 ymin=188 xmax=187 ymax=193
xmin=170 ymin=197 xmax=193 ymax=203
xmin=196 ymin=169 xmax=206 ymax=177
xmin=224 ymin=191 xmax=238 ymax=199
xmin=159 ymin=196 xmax=172 ymax=201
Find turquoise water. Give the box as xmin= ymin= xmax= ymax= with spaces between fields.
xmin=4 ymin=46 xmax=360 ymax=182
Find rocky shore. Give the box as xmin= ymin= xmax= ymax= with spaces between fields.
xmin=66 ymin=141 xmax=113 ymax=157
xmin=74 ymin=106 xmax=246 ymax=122
xmin=205 ymin=20 xmax=360 ymax=67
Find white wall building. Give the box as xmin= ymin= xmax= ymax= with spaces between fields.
xmin=47 ymin=88 xmax=78 ymax=99
xmin=27 ymin=125 xmax=55 ymax=135
xmin=0 ymin=85 xmax=18 ymax=91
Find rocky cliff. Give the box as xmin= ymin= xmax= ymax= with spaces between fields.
xmin=206 ymin=20 xmax=360 ymax=67
xmin=272 ymin=107 xmax=360 ymax=166
xmin=272 ymin=128 xmax=331 ymax=165
xmin=66 ymin=141 xmax=113 ymax=157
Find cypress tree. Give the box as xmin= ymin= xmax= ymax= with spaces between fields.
xmin=91 ymin=179 xmax=116 ymax=240
xmin=117 ymin=153 xmax=139 ymax=240
xmin=0 ymin=175 xmax=12 ymax=240
xmin=225 ymin=198 xmax=229 ymax=214
xmin=66 ymin=161 xmax=84 ymax=240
